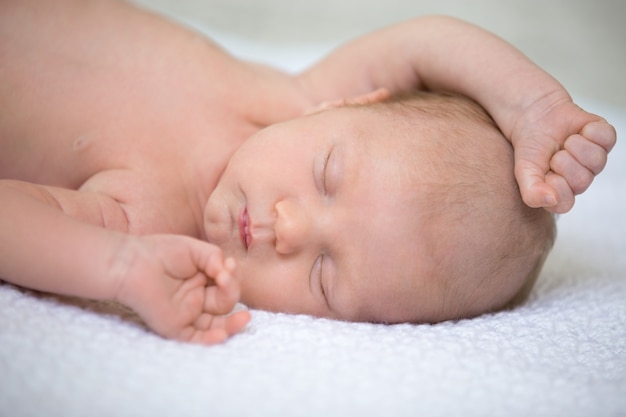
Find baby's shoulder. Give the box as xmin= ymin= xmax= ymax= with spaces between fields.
xmin=79 ymin=168 xmax=197 ymax=235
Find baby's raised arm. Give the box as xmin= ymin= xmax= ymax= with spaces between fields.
xmin=299 ymin=16 xmax=616 ymax=213
xmin=0 ymin=180 xmax=249 ymax=344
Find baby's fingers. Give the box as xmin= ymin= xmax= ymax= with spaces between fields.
xmin=550 ymin=148 xmax=594 ymax=195
xmin=184 ymin=310 xmax=251 ymax=345
xmin=513 ymin=157 xmax=558 ymax=209
xmin=544 ymin=171 xmax=574 ymax=214
xmin=581 ymin=120 xmax=617 ymax=153
xmin=563 ymin=134 xmax=608 ymax=176
xmin=193 ymin=311 xmax=251 ymax=344
xmin=203 ymin=262 xmax=241 ymax=315
xmin=208 ymin=310 xmax=251 ymax=337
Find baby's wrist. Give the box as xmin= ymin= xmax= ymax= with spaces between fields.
xmin=107 ymin=234 xmax=144 ymax=306
xmin=505 ymin=88 xmax=572 ymax=143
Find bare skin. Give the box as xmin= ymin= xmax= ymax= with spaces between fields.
xmin=0 ymin=0 xmax=313 ymax=342
xmin=0 ymin=0 xmax=615 ymax=343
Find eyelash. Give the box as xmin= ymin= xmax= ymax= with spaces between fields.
xmin=322 ymin=148 xmax=332 ymax=195
xmin=322 ymin=150 xmax=332 ymax=195
xmin=317 ymin=254 xmax=327 ymax=299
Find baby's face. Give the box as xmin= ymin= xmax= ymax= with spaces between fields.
xmin=205 ymin=107 xmax=445 ymax=323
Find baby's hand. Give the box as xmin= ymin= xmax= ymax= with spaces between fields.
xmin=113 ymin=235 xmax=250 ymax=344
xmin=510 ymin=96 xmax=616 ymax=213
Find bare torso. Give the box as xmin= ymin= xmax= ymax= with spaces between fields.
xmin=0 ymin=0 xmax=311 ymax=237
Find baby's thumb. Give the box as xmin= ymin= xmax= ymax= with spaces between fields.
xmin=514 ymin=158 xmax=558 ymax=209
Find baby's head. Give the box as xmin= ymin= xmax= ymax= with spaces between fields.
xmin=204 ymin=90 xmax=555 ymax=323
xmin=363 ymin=91 xmax=556 ymax=321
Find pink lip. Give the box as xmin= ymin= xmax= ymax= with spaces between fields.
xmin=239 ymin=207 xmax=251 ymax=250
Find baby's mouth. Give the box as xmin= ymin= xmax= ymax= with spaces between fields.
xmin=239 ymin=207 xmax=251 ymax=250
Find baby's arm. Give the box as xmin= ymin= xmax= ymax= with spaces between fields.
xmin=0 ymin=180 xmax=249 ymax=344
xmin=299 ymin=16 xmax=616 ymax=213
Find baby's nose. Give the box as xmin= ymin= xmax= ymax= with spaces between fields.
xmin=274 ymin=199 xmax=312 ymax=255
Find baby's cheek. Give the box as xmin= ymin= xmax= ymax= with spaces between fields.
xmin=236 ymin=262 xmax=268 ymax=307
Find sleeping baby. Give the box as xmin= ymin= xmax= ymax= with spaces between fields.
xmin=0 ymin=0 xmax=615 ymax=343
xmin=212 ymin=90 xmax=556 ymax=324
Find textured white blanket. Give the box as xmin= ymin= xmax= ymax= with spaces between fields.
xmin=0 ymin=30 xmax=624 ymax=417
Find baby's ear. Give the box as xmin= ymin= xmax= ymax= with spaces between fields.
xmin=305 ymin=88 xmax=391 ymax=115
